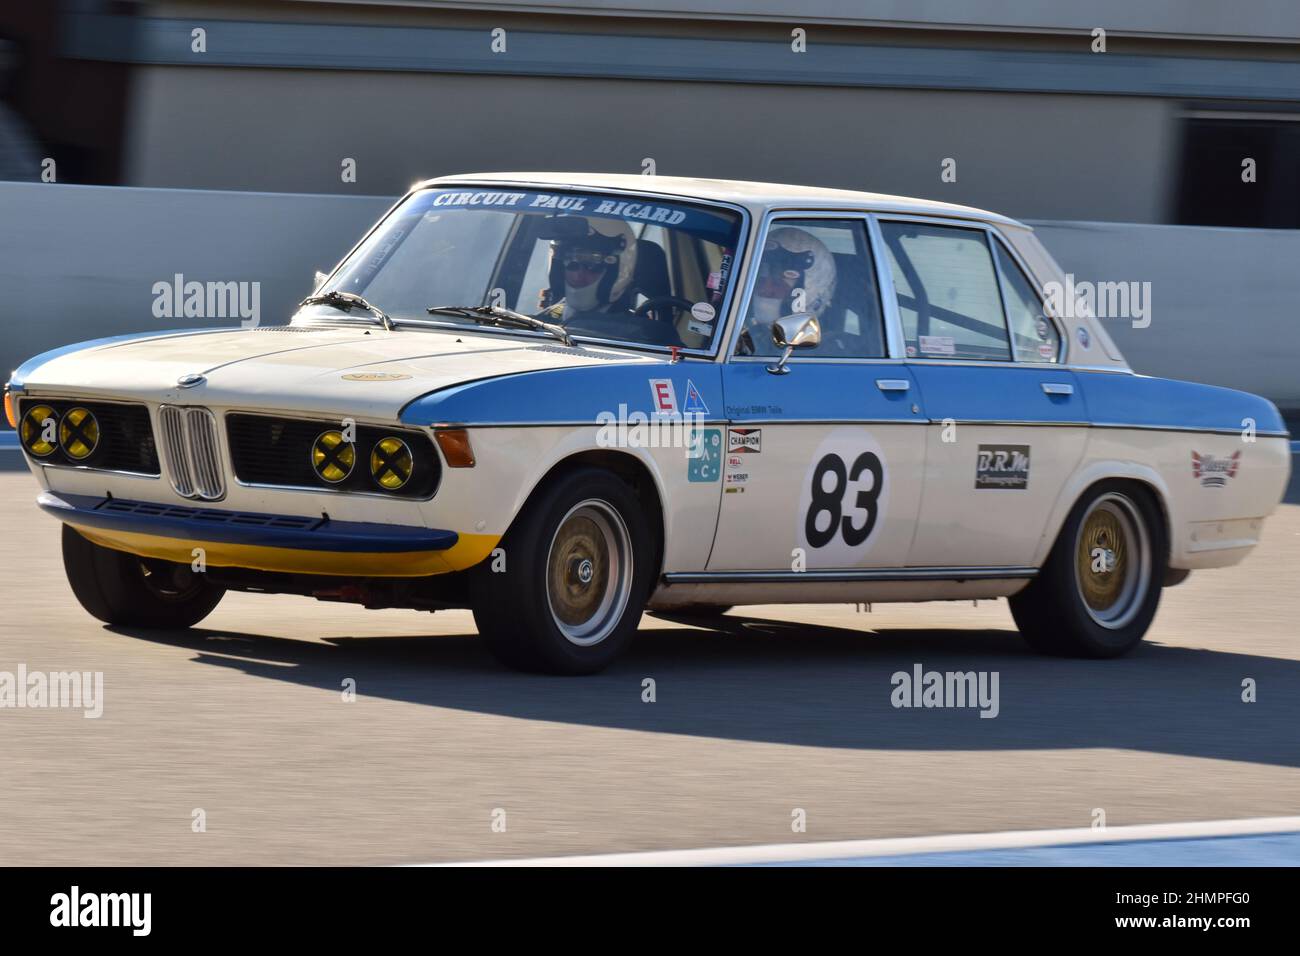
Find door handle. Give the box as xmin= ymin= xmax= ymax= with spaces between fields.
xmin=1041 ymin=382 xmax=1074 ymax=396
xmin=876 ymin=379 xmax=910 ymax=392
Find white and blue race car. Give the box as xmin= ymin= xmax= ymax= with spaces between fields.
xmin=6 ymin=173 xmax=1291 ymax=673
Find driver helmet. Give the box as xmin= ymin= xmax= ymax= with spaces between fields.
xmin=750 ymin=227 xmax=836 ymax=325
xmin=548 ymin=218 xmax=637 ymax=320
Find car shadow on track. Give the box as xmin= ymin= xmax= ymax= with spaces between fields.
xmin=106 ymin=611 xmax=1300 ymax=768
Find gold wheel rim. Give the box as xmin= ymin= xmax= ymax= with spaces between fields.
xmin=1077 ymin=507 xmax=1127 ymax=611
xmin=545 ymin=500 xmax=632 ymax=647
xmin=1073 ymin=493 xmax=1150 ymax=630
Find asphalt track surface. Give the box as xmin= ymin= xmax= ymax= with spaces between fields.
xmin=1 ymin=467 xmax=1297 ymax=865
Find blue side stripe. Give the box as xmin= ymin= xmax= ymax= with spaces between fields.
xmin=38 ymin=492 xmax=458 ymax=554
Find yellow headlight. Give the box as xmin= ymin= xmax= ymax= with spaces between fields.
xmin=311 ymin=429 xmax=355 ymax=483
xmin=59 ymin=407 xmax=100 ymax=461
xmin=20 ymin=404 xmax=59 ymax=458
xmin=370 ymin=437 xmax=413 ymax=490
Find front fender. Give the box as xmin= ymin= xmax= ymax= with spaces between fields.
xmin=407 ymin=362 xmax=726 ymax=574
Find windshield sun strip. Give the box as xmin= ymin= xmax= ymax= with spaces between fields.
xmin=309 ymin=184 xmax=751 ymax=359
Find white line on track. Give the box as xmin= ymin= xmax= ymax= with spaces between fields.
xmin=425 ymin=816 xmax=1300 ymax=867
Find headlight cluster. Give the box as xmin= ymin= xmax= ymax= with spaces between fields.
xmin=227 ymin=413 xmax=438 ymax=498
xmin=309 ymin=430 xmax=414 ymax=491
xmin=20 ymin=403 xmax=101 ymax=462
xmin=14 ymin=398 xmax=158 ymax=474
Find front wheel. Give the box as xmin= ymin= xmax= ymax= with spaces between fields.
xmin=1010 ymin=482 xmax=1166 ymax=658
xmin=62 ymin=524 xmax=226 ymax=628
xmin=470 ymin=467 xmax=653 ymax=674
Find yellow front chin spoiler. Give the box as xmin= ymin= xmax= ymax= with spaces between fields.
xmin=72 ymin=524 xmax=500 ymax=577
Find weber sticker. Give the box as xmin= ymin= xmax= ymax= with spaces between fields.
xmin=975 ymin=445 xmax=1030 ymax=489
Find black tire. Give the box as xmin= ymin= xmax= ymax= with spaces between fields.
xmin=62 ymin=525 xmax=226 ymax=628
xmin=470 ymin=467 xmax=654 ymax=674
xmin=1010 ymin=481 xmax=1166 ymax=658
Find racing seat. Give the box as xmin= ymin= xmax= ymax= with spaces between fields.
xmin=629 ymin=238 xmax=673 ymax=323
xmin=822 ymin=252 xmax=885 ymax=357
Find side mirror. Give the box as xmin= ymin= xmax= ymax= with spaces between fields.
xmin=312 ymin=270 xmax=330 ymax=293
xmin=767 ymin=313 xmax=820 ymax=375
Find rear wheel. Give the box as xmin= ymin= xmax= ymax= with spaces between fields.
xmin=470 ymin=468 xmax=653 ymax=674
xmin=1010 ymin=482 xmax=1165 ymax=658
xmin=62 ymin=524 xmax=226 ymax=628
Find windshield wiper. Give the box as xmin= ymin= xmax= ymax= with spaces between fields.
xmin=300 ymin=290 xmax=395 ymax=331
xmin=426 ymin=304 xmax=573 ymax=347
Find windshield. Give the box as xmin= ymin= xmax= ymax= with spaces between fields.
xmin=304 ymin=187 xmax=745 ymax=351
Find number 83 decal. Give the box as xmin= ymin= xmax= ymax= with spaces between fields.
xmin=796 ymin=428 xmax=889 ymax=565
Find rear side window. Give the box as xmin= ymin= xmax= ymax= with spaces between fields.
xmin=879 ymin=222 xmax=1012 ymax=361
xmin=994 ymin=240 xmax=1060 ymax=363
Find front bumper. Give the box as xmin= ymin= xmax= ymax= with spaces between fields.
xmin=39 ymin=492 xmax=497 ymax=577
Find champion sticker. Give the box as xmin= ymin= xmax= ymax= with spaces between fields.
xmin=727 ymin=428 xmax=761 ymax=453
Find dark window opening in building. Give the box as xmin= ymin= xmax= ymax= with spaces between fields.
xmin=1175 ymin=112 xmax=1300 ymax=228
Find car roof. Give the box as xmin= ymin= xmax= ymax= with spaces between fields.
xmin=424 ymin=172 xmax=1026 ymax=229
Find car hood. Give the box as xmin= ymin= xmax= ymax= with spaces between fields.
xmin=16 ymin=324 xmax=656 ymax=421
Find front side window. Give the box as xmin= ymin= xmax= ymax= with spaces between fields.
xmin=736 ymin=218 xmax=885 ymax=358
xmin=311 ymin=188 xmax=744 ymax=351
xmin=879 ymin=222 xmax=1012 ymax=361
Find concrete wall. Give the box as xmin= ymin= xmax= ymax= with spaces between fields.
xmin=0 ymin=182 xmax=390 ymax=380
xmin=317 ymin=0 xmax=1300 ymax=39
xmin=3 ymin=182 xmax=1297 ymax=415
xmin=1032 ymin=220 xmax=1300 ymax=412
xmin=124 ymin=68 xmax=1178 ymax=223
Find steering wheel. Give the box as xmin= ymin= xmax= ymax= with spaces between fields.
xmin=633 ymin=296 xmax=695 ymax=319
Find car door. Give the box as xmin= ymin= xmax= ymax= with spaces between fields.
xmin=706 ymin=215 xmax=926 ymax=573
xmin=875 ymin=217 xmax=1088 ymax=569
